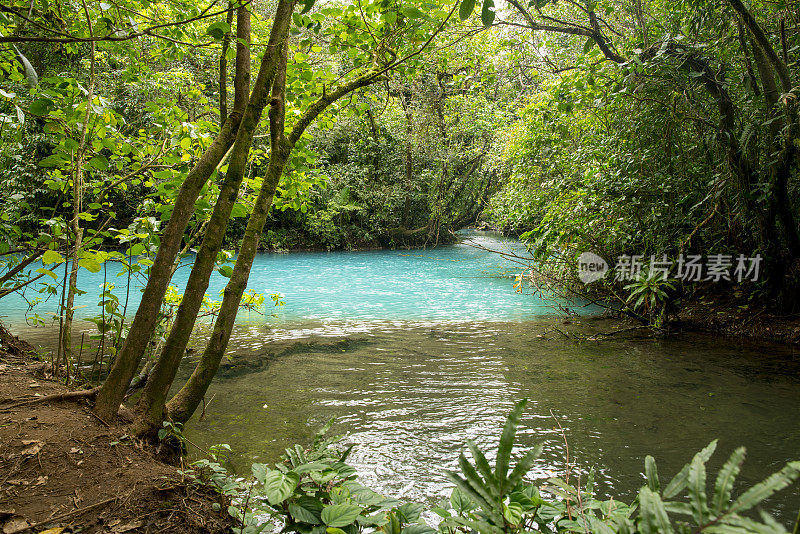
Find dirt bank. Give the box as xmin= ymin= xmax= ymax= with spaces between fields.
xmin=674 ymin=290 xmax=800 ymax=345
xmin=0 ymin=325 xmax=235 ymax=534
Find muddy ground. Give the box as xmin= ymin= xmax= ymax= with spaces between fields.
xmin=0 ymin=326 xmax=236 ymax=534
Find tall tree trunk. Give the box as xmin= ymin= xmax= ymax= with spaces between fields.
xmin=130 ymin=0 xmax=293 ymax=433
xmin=166 ymin=69 xmax=379 ymax=425
xmin=93 ymin=104 xmax=244 ymax=421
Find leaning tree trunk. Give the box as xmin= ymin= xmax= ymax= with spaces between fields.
xmin=130 ymin=0 xmax=294 ymax=433
xmin=165 ymin=69 xmax=380 ymax=426
xmin=92 ymin=64 xmax=247 ymax=420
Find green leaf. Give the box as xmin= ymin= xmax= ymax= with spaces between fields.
xmin=450 ymin=486 xmax=475 ymax=514
xmin=645 ymin=455 xmax=660 ymax=492
xmin=293 ymin=462 xmax=330 ymax=474
xmin=218 ymin=265 xmax=233 ymax=278
xmin=688 ymin=453 xmax=708 ymax=524
xmin=459 ymin=0 xmax=476 ymax=20
xmin=401 ymin=6 xmax=425 ymax=18
xmin=403 ymin=525 xmax=436 ymax=534
xmin=320 ymin=504 xmax=362 ymax=527
xmin=497 ymin=398 xmax=527 ymax=488
xmin=42 ymin=250 xmax=65 ymax=265
xmin=480 ymin=0 xmax=495 ymax=26
xmin=446 ymin=471 xmax=493 ymax=521
xmin=78 ymin=258 xmax=102 ymax=273
xmin=663 ymin=440 xmax=716 ymax=498
xmin=730 ymin=461 xmax=800 ymax=514
xmin=638 ymin=487 xmax=673 ymax=534
xmin=29 ymin=98 xmax=54 ymax=116
xmin=206 ymin=20 xmax=231 ymax=40
xmin=467 ymin=440 xmax=497 ymax=492
xmin=299 ymin=0 xmax=315 ymax=14
xmin=39 ymin=154 xmax=68 ymax=168
xmin=507 ymin=443 xmax=542 ymax=490
xmin=289 ymin=502 xmax=322 ymax=524
xmin=712 ymin=447 xmax=745 ymax=513
xmin=261 ymin=469 xmax=299 ymax=505
xmin=583 ymin=37 xmax=596 ymax=54
xmin=35 ymin=267 xmax=58 ymax=281
xmin=88 ymin=155 xmax=109 ymax=171
xmin=396 ymin=502 xmax=424 ymax=523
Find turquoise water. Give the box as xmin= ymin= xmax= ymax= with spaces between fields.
xmin=2 ymin=232 xmax=799 ymax=525
xmin=0 ymin=231 xmax=585 ymax=327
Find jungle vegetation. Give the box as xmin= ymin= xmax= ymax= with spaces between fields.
xmin=0 ymin=0 xmax=798 ymax=433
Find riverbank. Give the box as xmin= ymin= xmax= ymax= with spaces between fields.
xmin=673 ymin=289 xmax=800 ymax=345
xmin=0 ymin=326 xmax=235 ymax=534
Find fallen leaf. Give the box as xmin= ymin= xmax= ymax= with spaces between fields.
xmin=20 ymin=441 xmax=42 ymax=457
xmin=2 ymin=516 xmax=30 ymax=534
xmin=110 ymin=520 xmax=144 ymax=533
xmin=39 ymin=528 xmax=66 ymax=534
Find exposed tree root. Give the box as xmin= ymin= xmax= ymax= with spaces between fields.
xmin=0 ymin=387 xmax=98 ymax=410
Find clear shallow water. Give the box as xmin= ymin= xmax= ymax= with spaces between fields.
xmin=2 ymin=232 xmax=799 ymax=524
xmin=183 ymin=320 xmax=800 ymax=524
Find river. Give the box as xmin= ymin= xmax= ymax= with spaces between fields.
xmin=2 ymin=231 xmax=798 ymax=523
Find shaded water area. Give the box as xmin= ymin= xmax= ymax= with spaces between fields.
xmin=3 ymin=232 xmax=799 ymax=523
xmin=184 ymin=319 xmax=800 ymax=523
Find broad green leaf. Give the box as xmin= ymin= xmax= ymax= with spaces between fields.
xmin=29 ymin=98 xmax=54 ymax=116
xmin=459 ymin=0 xmax=476 ymax=20
xmin=289 ymin=502 xmax=322 ymax=524
xmin=450 ymin=486 xmax=475 ymax=514
xmin=42 ymin=250 xmax=65 ymax=265
xmin=480 ymin=0 xmax=495 ymax=26
xmin=467 ymin=440 xmax=497 ymax=491
xmin=35 ymin=267 xmax=58 ymax=281
xmin=402 ymin=7 xmax=425 ymax=18
xmin=88 ymin=155 xmax=109 ymax=171
xmin=293 ymin=462 xmax=330 ymax=474
xmin=458 ymin=453 xmax=498 ymax=511
xmin=320 ymin=504 xmax=362 ymax=527
xmin=396 ymin=502 xmax=423 ymax=523
xmin=299 ymin=0 xmax=315 ymax=14
xmin=206 ymin=20 xmax=231 ymax=40
xmin=507 ymin=443 xmax=543 ymax=490
xmin=262 ymin=469 xmax=300 ymax=505
xmin=446 ymin=470 xmax=495 ymax=522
